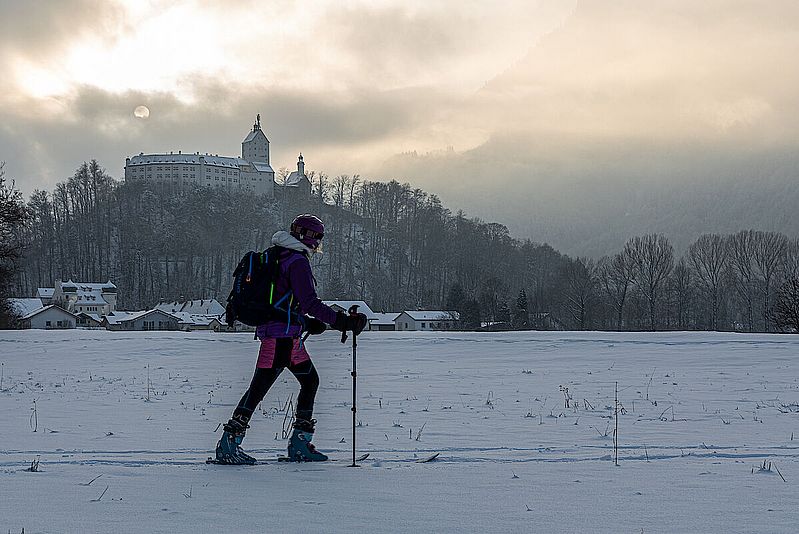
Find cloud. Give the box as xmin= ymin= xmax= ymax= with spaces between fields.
xmin=0 ymin=0 xmax=125 ymax=59
xmin=458 ymin=0 xmax=799 ymax=143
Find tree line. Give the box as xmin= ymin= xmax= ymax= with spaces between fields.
xmin=4 ymin=159 xmax=799 ymax=332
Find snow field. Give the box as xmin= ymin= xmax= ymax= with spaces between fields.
xmin=1 ymin=330 xmax=798 ymax=533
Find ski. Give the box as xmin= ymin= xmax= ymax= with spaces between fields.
xmin=206 ymin=453 xmax=369 ymax=465
xmin=206 ymin=452 xmax=444 ymax=466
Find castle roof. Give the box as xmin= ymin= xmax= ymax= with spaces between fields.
xmin=127 ymin=153 xmax=243 ymax=169
xmin=243 ymin=128 xmax=269 ymax=144
xmin=283 ymin=170 xmax=309 ymax=187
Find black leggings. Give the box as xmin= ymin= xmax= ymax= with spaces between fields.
xmin=232 ymin=360 xmax=319 ymax=423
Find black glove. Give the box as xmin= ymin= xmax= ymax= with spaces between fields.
xmin=332 ymin=311 xmax=368 ymax=335
xmin=303 ymin=316 xmax=327 ymax=335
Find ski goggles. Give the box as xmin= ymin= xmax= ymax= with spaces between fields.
xmin=290 ymin=225 xmax=324 ymax=241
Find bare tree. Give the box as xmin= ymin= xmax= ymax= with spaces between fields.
xmin=781 ymin=237 xmax=799 ymax=282
xmin=669 ymin=258 xmax=693 ymax=329
xmin=629 ymin=234 xmax=674 ymax=331
xmin=598 ymin=248 xmax=636 ymax=330
xmin=688 ymin=234 xmax=729 ymax=330
xmin=276 ymin=167 xmax=290 ymax=186
xmin=752 ymin=231 xmax=788 ymax=331
xmin=561 ymin=257 xmax=597 ymax=330
xmin=772 ymin=278 xmax=799 ymax=332
xmin=729 ymin=230 xmax=757 ymax=331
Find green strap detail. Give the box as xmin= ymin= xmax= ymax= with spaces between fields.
xmin=269 ymin=282 xmax=274 ymax=304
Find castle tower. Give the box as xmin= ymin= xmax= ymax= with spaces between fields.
xmin=297 ymin=153 xmax=305 ymax=177
xmin=242 ymin=113 xmax=270 ymax=163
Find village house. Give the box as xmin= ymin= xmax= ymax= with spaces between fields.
xmin=370 ymin=312 xmax=401 ymax=331
xmin=394 ymin=311 xmax=459 ymax=331
xmin=75 ymin=312 xmax=104 ymax=328
xmin=39 ymin=280 xmax=118 ymax=317
xmin=16 ymin=304 xmax=77 ymax=329
xmin=102 ymin=309 xmax=179 ymax=331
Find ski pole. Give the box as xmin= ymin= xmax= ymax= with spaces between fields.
xmin=342 ymin=304 xmax=360 ymax=467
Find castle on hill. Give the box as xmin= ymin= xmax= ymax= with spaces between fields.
xmin=124 ymin=115 xmax=311 ymax=198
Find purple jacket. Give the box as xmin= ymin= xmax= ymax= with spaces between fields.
xmin=256 ymin=232 xmax=338 ymax=339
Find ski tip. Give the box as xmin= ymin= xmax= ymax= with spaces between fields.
xmin=356 ymin=453 xmax=370 ymax=461
xmin=416 ymin=452 xmax=440 ymax=463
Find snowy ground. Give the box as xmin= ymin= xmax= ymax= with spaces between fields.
xmin=1 ymin=330 xmax=798 ymax=533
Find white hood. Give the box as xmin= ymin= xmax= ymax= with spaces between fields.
xmin=271 ymin=230 xmax=312 ymax=254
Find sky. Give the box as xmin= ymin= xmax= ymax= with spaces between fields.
xmin=2 ymin=0 xmax=798 ymax=254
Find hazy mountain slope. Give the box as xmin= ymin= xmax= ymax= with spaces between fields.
xmin=377 ymin=0 xmax=799 ymax=256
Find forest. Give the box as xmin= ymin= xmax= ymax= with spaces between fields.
xmin=4 ymin=159 xmax=799 ymax=332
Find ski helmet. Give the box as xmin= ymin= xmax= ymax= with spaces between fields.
xmin=290 ymin=214 xmax=325 ymax=250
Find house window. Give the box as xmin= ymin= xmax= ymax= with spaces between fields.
xmin=46 ymin=320 xmax=52 ymax=327
xmin=421 ymin=323 xmax=426 ymax=329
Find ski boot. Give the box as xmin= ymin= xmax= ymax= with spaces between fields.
xmin=287 ymin=418 xmax=328 ymax=462
xmin=215 ymin=415 xmax=256 ymax=465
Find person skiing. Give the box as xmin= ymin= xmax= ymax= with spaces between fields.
xmin=215 ymin=214 xmax=367 ymax=464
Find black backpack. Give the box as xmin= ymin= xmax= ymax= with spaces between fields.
xmin=225 ymin=246 xmax=296 ymax=327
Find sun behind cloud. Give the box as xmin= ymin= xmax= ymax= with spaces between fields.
xmin=133 ymin=105 xmax=150 ymax=119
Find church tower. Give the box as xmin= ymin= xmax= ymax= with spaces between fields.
xmin=242 ymin=114 xmax=270 ymax=163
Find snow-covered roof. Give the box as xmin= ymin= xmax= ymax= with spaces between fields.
xmin=155 ymin=299 xmax=225 ymax=316
xmin=9 ymin=298 xmax=44 ymax=317
xmin=251 ymin=161 xmax=274 ymax=173
xmin=59 ymin=281 xmax=116 ymax=302
xmin=22 ymin=305 xmax=76 ymax=320
xmin=370 ymin=312 xmax=401 ymax=325
xmin=323 ymin=301 xmax=377 ymax=319
xmin=103 ymin=311 xmax=143 ymax=325
xmin=170 ymin=312 xmax=222 ymax=326
xmin=127 ymin=154 xmax=243 ymax=169
xmin=243 ymin=128 xmax=268 ymax=144
xmin=121 ymin=309 xmax=179 ymax=323
xmin=36 ymin=288 xmax=54 ymax=298
xmin=76 ymin=312 xmax=103 ymax=323
xmin=284 ymin=170 xmax=308 ymax=187
xmin=73 ymin=289 xmax=108 ymax=305
xmin=399 ymin=311 xmax=460 ymax=321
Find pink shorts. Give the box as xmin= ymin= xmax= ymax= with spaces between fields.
xmin=256 ymin=337 xmax=311 ymax=369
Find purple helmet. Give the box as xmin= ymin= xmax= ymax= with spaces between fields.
xmin=290 ymin=214 xmax=324 ymax=250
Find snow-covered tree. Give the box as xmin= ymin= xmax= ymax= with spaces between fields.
xmin=0 ymin=162 xmax=30 ymax=327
